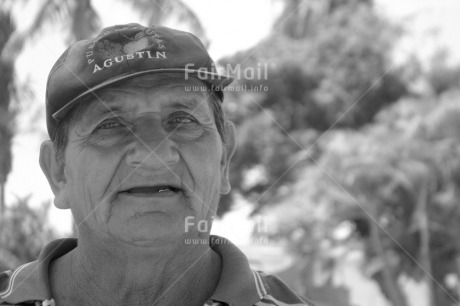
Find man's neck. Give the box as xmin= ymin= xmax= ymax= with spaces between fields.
xmin=49 ymin=239 xmax=222 ymax=306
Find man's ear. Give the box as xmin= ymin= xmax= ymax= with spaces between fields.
xmin=220 ymin=121 xmax=237 ymax=194
xmin=39 ymin=140 xmax=70 ymax=209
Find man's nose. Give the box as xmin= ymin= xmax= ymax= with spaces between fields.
xmin=125 ymin=127 xmax=180 ymax=170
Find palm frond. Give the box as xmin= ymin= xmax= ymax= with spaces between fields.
xmin=121 ymin=0 xmax=207 ymax=43
xmin=1 ymin=0 xmax=102 ymax=62
xmin=2 ymin=0 xmax=71 ymax=62
xmin=69 ymin=0 xmax=100 ymax=42
xmin=169 ymin=0 xmax=206 ymax=40
xmin=120 ymin=0 xmax=166 ymax=25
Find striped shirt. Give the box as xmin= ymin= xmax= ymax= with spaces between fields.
xmin=0 ymin=236 xmax=308 ymax=306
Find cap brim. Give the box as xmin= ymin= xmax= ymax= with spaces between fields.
xmin=52 ymin=68 xmax=233 ymax=121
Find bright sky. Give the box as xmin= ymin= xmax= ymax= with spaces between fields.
xmin=5 ymin=0 xmax=460 ymax=236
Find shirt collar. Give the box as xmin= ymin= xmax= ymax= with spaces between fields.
xmin=0 ymin=236 xmax=269 ymax=306
xmin=208 ymin=236 xmax=270 ymax=306
xmin=0 ymin=238 xmax=77 ymax=304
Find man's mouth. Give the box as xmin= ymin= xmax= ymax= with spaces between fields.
xmin=121 ymin=186 xmax=181 ymax=196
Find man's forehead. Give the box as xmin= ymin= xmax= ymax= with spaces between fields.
xmin=84 ymin=85 xmax=212 ymax=118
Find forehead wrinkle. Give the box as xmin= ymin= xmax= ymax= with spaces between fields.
xmin=165 ymin=89 xmax=213 ymax=112
xmin=87 ymin=103 xmax=127 ymax=121
xmin=82 ymin=84 xmax=212 ymax=120
xmin=167 ymin=98 xmax=209 ymax=113
xmin=83 ymin=89 xmax=137 ymax=119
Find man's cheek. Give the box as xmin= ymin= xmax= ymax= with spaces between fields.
xmin=84 ymin=159 xmax=120 ymax=194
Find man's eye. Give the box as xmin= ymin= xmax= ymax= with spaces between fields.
xmin=97 ymin=120 xmax=126 ymax=130
xmin=171 ymin=116 xmax=194 ymax=123
xmin=169 ymin=112 xmax=197 ymax=125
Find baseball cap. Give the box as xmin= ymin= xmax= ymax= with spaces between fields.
xmin=45 ymin=23 xmax=233 ymax=140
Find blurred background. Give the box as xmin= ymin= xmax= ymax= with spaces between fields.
xmin=1 ymin=0 xmax=460 ymax=305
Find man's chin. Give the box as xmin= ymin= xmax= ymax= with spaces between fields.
xmin=109 ymin=226 xmax=187 ymax=248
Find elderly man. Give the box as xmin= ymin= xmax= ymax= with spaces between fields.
xmin=0 ymin=24 xmax=307 ymax=306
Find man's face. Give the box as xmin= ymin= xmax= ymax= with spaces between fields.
xmin=53 ymin=80 xmax=233 ymax=246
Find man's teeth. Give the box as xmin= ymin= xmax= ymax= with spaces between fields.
xmin=158 ymin=188 xmax=171 ymax=193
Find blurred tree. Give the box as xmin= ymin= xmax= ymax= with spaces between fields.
xmin=219 ymin=0 xmax=407 ymax=215
xmin=1 ymin=0 xmax=206 ymax=62
xmin=0 ymin=197 xmax=58 ymax=271
xmin=268 ymin=91 xmax=460 ymax=306
xmin=426 ymin=50 xmax=460 ymax=96
xmin=0 ymin=10 xmax=15 ymax=215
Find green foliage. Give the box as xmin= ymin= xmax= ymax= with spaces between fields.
xmin=0 ymin=197 xmax=58 ymax=270
xmin=218 ymin=0 xmax=406 ymax=215
xmin=223 ymin=1 xmax=405 ymax=130
xmin=0 ymin=10 xmax=15 ymax=212
xmin=269 ymin=90 xmax=460 ymax=306
xmin=426 ymin=50 xmax=460 ymax=95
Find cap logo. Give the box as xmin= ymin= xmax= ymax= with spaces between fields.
xmin=85 ymin=27 xmax=167 ymax=74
